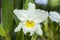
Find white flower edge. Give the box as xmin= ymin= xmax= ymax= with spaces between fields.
xmin=35 ymin=0 xmax=48 ymax=5
xmin=14 ymin=9 xmax=48 ymax=23
xmin=49 ymin=11 xmax=60 ymax=23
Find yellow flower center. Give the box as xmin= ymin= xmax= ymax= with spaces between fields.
xmin=25 ymin=20 xmax=35 ymax=28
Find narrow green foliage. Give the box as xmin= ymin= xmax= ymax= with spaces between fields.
xmin=2 ymin=0 xmax=13 ymax=34
xmin=0 ymin=24 xmax=6 ymax=36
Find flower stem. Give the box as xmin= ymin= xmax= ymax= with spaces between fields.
xmin=43 ymin=20 xmax=49 ymax=40
xmin=16 ymin=29 xmax=24 ymax=40
xmin=43 ymin=20 xmax=48 ymax=32
xmin=49 ymin=20 xmax=54 ymax=40
xmin=31 ymin=33 xmax=37 ymax=40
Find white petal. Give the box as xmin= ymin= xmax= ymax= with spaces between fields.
xmin=30 ymin=9 xmax=48 ymax=23
xmin=23 ymin=28 xmax=35 ymax=36
xmin=14 ymin=22 xmax=23 ymax=32
xmin=36 ymin=24 xmax=43 ymax=35
xmin=35 ymin=0 xmax=48 ymax=5
xmin=22 ymin=28 xmax=28 ymax=34
xmin=23 ymin=27 xmax=34 ymax=36
xmin=30 ymin=31 xmax=34 ymax=36
xmin=23 ymin=26 xmax=35 ymax=36
xmin=14 ymin=9 xmax=28 ymax=21
xmin=28 ymin=2 xmax=35 ymax=10
xmin=49 ymin=11 xmax=60 ymax=23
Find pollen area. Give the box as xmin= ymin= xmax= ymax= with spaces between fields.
xmin=25 ymin=20 xmax=35 ymax=28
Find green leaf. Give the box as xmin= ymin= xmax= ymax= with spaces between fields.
xmin=0 ymin=24 xmax=6 ymax=36
xmin=2 ymin=0 xmax=13 ymax=34
xmin=16 ymin=29 xmax=24 ymax=40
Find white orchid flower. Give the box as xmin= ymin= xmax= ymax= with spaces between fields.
xmin=49 ymin=11 xmax=60 ymax=23
xmin=14 ymin=2 xmax=48 ymax=36
xmin=35 ymin=0 xmax=48 ymax=5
